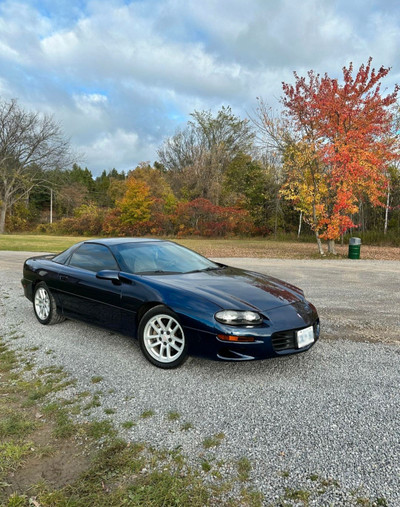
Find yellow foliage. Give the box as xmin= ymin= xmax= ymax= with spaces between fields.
xmin=117 ymin=176 xmax=154 ymax=225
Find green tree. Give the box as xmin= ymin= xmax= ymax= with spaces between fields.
xmin=223 ymin=154 xmax=276 ymax=227
xmin=157 ymin=106 xmax=255 ymax=205
xmin=94 ymin=168 xmax=126 ymax=207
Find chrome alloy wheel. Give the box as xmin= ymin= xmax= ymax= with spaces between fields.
xmin=143 ymin=314 xmax=185 ymax=364
xmin=34 ymin=287 xmax=51 ymax=321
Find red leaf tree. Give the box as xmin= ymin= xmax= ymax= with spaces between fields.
xmin=281 ymin=58 xmax=399 ymax=253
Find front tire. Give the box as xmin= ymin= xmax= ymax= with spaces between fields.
xmin=138 ymin=306 xmax=188 ymax=369
xmin=33 ymin=282 xmax=65 ymax=325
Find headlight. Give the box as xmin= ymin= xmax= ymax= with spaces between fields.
xmin=215 ymin=310 xmax=263 ymax=325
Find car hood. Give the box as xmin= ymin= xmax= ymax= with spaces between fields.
xmin=147 ymin=266 xmax=305 ymax=313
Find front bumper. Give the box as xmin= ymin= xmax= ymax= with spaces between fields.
xmin=187 ymin=301 xmax=320 ymax=361
xmin=21 ymin=278 xmax=34 ymax=302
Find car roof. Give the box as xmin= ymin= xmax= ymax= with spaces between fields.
xmin=84 ymin=238 xmax=164 ymax=246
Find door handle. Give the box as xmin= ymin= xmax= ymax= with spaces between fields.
xmin=59 ymin=275 xmax=68 ymax=281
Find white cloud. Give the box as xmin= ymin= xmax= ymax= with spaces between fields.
xmin=0 ymin=0 xmax=399 ymax=175
xmin=78 ymin=128 xmax=156 ymax=172
xmin=73 ymin=92 xmax=108 ymax=120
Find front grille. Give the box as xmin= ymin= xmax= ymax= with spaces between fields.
xmin=272 ymin=319 xmax=320 ymax=352
xmin=313 ymin=319 xmax=320 ymax=339
xmin=271 ymin=330 xmax=296 ymax=351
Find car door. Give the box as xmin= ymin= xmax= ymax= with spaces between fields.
xmin=56 ymin=243 xmax=123 ymax=330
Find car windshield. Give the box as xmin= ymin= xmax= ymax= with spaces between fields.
xmin=110 ymin=241 xmax=219 ymax=275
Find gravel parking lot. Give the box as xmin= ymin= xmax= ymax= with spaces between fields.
xmin=1 ymin=252 xmax=399 ymax=505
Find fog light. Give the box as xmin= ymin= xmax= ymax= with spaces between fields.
xmin=217 ymin=334 xmax=255 ymax=343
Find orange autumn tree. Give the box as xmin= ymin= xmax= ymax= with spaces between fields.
xmin=281 ymin=58 xmax=399 ymax=254
xmin=104 ymin=174 xmax=155 ymax=235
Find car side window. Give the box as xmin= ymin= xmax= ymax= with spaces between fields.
xmin=69 ymin=244 xmax=119 ymax=272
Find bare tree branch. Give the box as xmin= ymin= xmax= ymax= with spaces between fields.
xmin=0 ymin=98 xmax=74 ymax=233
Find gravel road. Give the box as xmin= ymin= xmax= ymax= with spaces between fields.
xmin=0 ymin=251 xmax=399 ymax=505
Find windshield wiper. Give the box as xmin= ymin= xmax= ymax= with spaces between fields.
xmin=186 ymin=266 xmax=222 ymax=274
xmin=136 ymin=270 xmax=180 ymax=275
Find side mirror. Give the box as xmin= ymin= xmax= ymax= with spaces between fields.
xmin=96 ymin=270 xmax=133 ymax=285
xmin=96 ymin=270 xmax=121 ymax=284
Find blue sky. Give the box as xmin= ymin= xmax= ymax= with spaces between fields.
xmin=1 ymin=0 xmax=399 ymax=176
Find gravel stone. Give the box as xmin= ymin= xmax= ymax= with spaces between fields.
xmin=0 ymin=252 xmax=399 ymax=505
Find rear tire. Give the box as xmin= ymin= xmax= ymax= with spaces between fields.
xmin=33 ymin=282 xmax=65 ymax=325
xmin=138 ymin=306 xmax=188 ymax=369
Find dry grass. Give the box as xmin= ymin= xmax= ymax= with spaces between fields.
xmin=1 ymin=234 xmax=399 ymax=260
xmin=177 ymin=238 xmax=400 ymax=261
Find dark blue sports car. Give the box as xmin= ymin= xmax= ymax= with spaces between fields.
xmin=21 ymin=238 xmax=319 ymax=368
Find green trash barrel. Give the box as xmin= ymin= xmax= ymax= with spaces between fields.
xmin=348 ymin=237 xmax=361 ymax=259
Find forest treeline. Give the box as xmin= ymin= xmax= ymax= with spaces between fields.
xmin=2 ymin=59 xmax=400 ymax=252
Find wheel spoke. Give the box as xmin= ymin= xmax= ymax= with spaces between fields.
xmin=147 ymin=339 xmax=161 ymax=348
xmin=168 ymin=322 xmax=179 ymax=333
xmin=156 ymin=317 xmax=167 ymax=331
xmin=166 ymin=344 xmax=173 ymax=359
xmin=149 ymin=323 xmax=161 ymax=336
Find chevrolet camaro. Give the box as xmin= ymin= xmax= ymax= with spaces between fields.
xmin=21 ymin=238 xmax=320 ymax=368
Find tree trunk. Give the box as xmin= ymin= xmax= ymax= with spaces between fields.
xmin=359 ymin=200 xmax=365 ymax=232
xmin=384 ymin=183 xmax=390 ymax=235
xmin=314 ymin=230 xmax=324 ymax=255
xmin=327 ymin=239 xmax=336 ymax=254
xmin=313 ymin=203 xmax=324 ymax=255
xmin=274 ymin=194 xmax=279 ymax=237
xmin=0 ymin=202 xmax=7 ymax=234
xmin=297 ymin=210 xmax=302 ymax=237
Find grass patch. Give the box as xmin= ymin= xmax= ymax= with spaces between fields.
xmin=2 ymin=233 xmax=399 ymax=260
xmin=29 ymin=439 xmax=241 ymax=506
xmin=0 ymin=343 xmax=19 ymax=373
xmin=27 ymin=346 xmax=40 ymax=352
xmin=52 ymin=408 xmax=77 ymax=439
xmin=0 ymin=413 xmax=36 ymax=439
xmin=237 ymin=457 xmax=252 ymax=481
xmin=140 ymin=409 xmax=155 ymax=419
xmin=240 ymin=487 xmax=264 ymax=506
xmin=0 ymin=234 xmax=93 ymax=252
xmin=83 ymin=394 xmax=102 ymax=411
xmin=91 ymin=375 xmax=103 ymax=384
xmin=0 ymin=441 xmax=33 ymax=480
xmin=284 ymin=487 xmax=311 ymax=503
xmin=201 ymin=461 xmax=212 ymax=473
xmin=86 ymin=420 xmax=116 ymax=439
xmin=202 ymin=432 xmax=225 ymax=449
xmin=167 ymin=411 xmax=180 ymax=421
xmin=23 ymin=366 xmax=75 ymax=405
xmin=181 ymin=421 xmax=193 ymax=431
xmin=121 ymin=421 xmax=136 ymax=429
